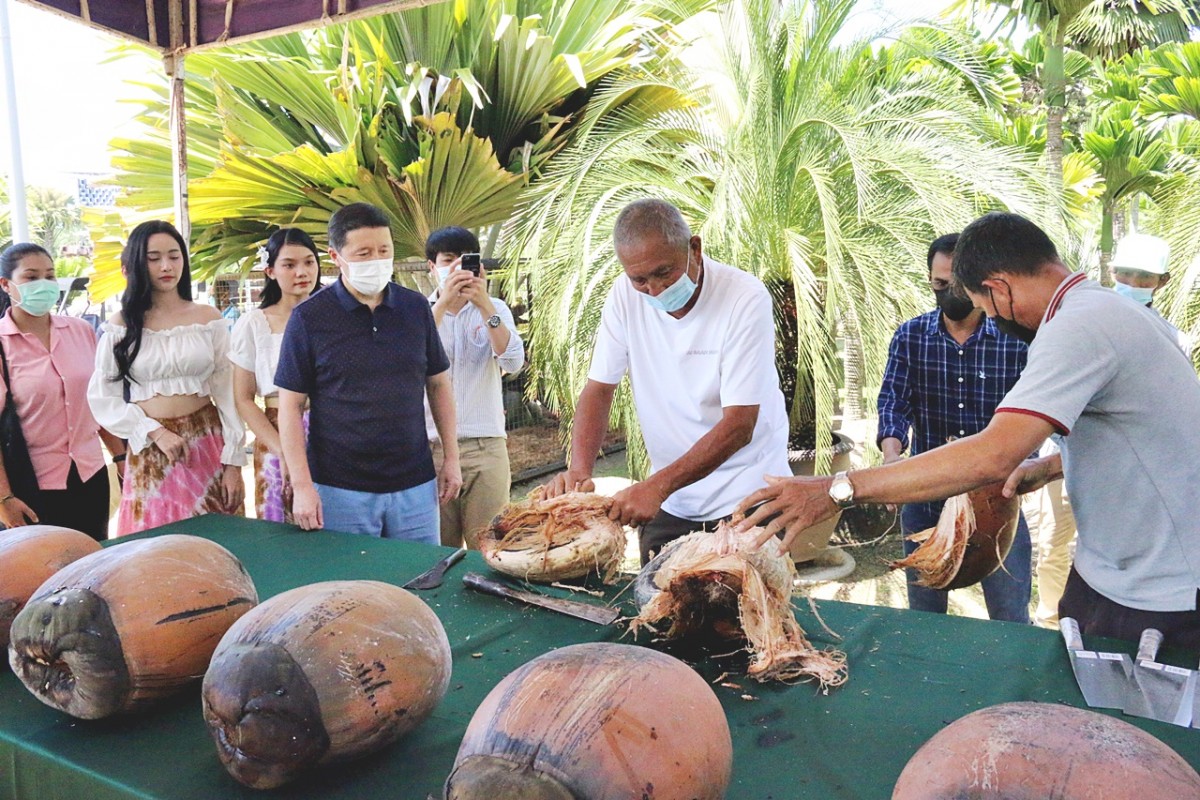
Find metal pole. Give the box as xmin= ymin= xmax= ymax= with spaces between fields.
xmin=166 ymin=0 xmax=188 ymax=242
xmin=0 ymin=0 xmax=29 ymax=242
xmin=166 ymin=52 xmax=189 ymax=241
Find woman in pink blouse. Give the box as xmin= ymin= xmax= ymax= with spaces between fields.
xmin=0 ymin=243 xmax=125 ymax=540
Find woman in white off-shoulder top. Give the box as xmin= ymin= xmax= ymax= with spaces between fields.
xmin=87 ymin=220 xmax=246 ymax=535
xmin=229 ymin=228 xmax=320 ymax=524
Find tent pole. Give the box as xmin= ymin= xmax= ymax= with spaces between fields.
xmin=167 ymin=53 xmax=188 ymax=241
xmin=167 ymin=0 xmax=188 ymax=241
xmin=0 ymin=0 xmax=28 ymax=241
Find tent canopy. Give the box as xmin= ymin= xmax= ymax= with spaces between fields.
xmin=16 ymin=0 xmax=432 ymax=52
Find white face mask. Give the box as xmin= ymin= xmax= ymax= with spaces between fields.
xmin=343 ymin=257 xmax=393 ymax=296
xmin=435 ymin=266 xmax=453 ymax=288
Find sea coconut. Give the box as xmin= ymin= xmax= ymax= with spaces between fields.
xmin=479 ymin=491 xmax=625 ymax=584
xmin=202 ymin=580 xmax=451 ymax=790
xmin=444 ymin=642 xmax=731 ymax=800
xmin=630 ymin=523 xmax=847 ymax=688
xmin=0 ymin=525 xmax=101 ymax=649
xmin=889 ymin=481 xmax=1019 ymax=590
xmin=8 ymin=534 xmax=257 ymax=719
xmin=893 ymin=701 xmax=1200 ymax=799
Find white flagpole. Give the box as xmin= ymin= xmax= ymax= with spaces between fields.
xmin=0 ymin=0 xmax=28 ymax=242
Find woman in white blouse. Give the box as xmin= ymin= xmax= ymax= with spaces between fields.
xmin=229 ymin=228 xmax=320 ymax=523
xmin=88 ymin=220 xmax=246 ymax=535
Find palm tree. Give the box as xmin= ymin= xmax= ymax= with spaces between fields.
xmin=26 ymin=187 xmax=86 ymax=257
xmin=93 ymin=0 xmax=714 ymax=296
xmin=514 ymin=0 xmax=1050 ymax=475
xmin=967 ymin=0 xmax=1192 ymax=195
xmin=1079 ymin=98 xmax=1170 ymax=284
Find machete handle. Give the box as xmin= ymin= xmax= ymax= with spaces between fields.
xmin=462 ymin=571 xmax=518 ymax=600
xmin=1060 ymin=617 xmax=1084 ymax=651
xmin=1136 ymin=628 xmax=1164 ymax=663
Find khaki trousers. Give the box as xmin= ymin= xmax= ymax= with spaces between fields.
xmin=1022 ymin=478 xmax=1076 ymax=628
xmin=431 ymin=437 xmax=511 ymax=549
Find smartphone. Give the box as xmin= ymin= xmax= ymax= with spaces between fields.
xmin=461 ymin=252 xmax=481 ymax=277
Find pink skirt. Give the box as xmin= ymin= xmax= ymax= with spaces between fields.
xmin=116 ymin=403 xmax=242 ymax=536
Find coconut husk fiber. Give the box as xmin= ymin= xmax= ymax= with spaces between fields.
xmin=479 ymin=491 xmax=625 ymax=584
xmin=630 ymin=523 xmax=847 ymax=690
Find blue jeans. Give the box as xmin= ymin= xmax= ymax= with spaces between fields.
xmin=901 ymin=501 xmax=1031 ymax=624
xmin=316 ymin=479 xmax=440 ymax=545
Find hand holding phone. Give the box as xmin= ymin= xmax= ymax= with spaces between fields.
xmin=461 ymin=252 xmax=481 ymax=277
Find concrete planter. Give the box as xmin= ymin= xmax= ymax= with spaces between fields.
xmin=785 ymin=431 xmax=855 ymax=564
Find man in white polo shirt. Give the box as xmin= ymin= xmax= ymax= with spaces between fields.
xmin=739 ymin=212 xmax=1200 ymax=650
xmin=545 ymin=198 xmax=790 ymax=564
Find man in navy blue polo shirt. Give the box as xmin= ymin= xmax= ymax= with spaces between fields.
xmin=275 ymin=203 xmax=461 ymax=542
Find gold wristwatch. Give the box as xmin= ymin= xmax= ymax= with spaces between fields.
xmin=828 ymin=470 xmax=856 ymax=509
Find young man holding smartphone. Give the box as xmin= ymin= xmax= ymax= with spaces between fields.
xmin=425 ymin=226 xmax=525 ymax=548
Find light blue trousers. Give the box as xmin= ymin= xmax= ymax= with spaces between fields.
xmin=315 ymin=478 xmax=439 ymax=545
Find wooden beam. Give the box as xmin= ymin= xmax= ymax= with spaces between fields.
xmin=168 ymin=0 xmax=184 ymax=49
xmin=186 ymin=0 xmax=440 ymax=53
xmin=145 ymin=0 xmax=157 ymax=47
xmin=10 ymin=1 xmax=166 ymax=50
xmin=78 ymin=0 xmax=89 ymax=23
xmin=189 ymin=0 xmax=197 ymax=47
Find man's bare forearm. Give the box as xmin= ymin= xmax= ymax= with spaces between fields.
xmin=567 ymin=381 xmax=616 ymax=477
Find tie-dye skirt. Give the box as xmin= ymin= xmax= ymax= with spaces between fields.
xmin=254 ymin=407 xmax=307 ymax=524
xmin=116 ymin=403 xmax=239 ymax=536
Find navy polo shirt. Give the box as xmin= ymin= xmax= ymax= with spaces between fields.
xmin=275 ymin=277 xmax=450 ymax=493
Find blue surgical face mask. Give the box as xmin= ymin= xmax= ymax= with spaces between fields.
xmin=1113 ymin=282 xmax=1155 ymax=307
xmin=641 ymin=255 xmax=698 ymax=313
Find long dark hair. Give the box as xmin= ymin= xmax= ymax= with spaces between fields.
xmin=259 ymin=228 xmax=321 ymax=309
xmin=113 ymin=220 xmax=192 ymax=385
xmin=0 ymin=243 xmax=53 ymax=316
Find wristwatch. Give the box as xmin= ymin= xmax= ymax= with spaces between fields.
xmin=828 ymin=470 xmax=856 ymax=509
xmin=486 ymin=314 xmax=502 ymax=329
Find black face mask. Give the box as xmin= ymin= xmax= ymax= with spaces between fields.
xmin=988 ymin=284 xmax=1038 ymax=344
xmin=934 ymin=288 xmax=976 ymax=322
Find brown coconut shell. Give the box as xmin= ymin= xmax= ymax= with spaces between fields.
xmin=893 ymin=701 xmax=1200 ymax=799
xmin=940 ymin=482 xmax=1020 ymax=590
xmin=8 ymin=534 xmax=258 ymax=719
xmin=445 ymin=642 xmax=732 ymax=800
xmin=202 ymin=580 xmax=452 ymax=790
xmin=0 ymin=526 xmax=101 ymax=649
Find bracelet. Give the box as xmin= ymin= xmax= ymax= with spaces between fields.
xmin=113 ymin=453 xmax=127 ymax=463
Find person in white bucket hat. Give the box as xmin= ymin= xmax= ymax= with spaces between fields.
xmin=1110 ymin=233 xmax=1171 ymax=307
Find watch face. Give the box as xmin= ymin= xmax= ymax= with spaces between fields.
xmin=830 ymin=478 xmax=853 ymax=502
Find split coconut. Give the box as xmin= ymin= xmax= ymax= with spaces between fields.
xmin=630 ymin=523 xmax=847 ymax=688
xmin=202 ymin=580 xmax=452 ymax=790
xmin=479 ymin=491 xmax=625 ymax=584
xmin=889 ymin=482 xmax=1020 ymax=590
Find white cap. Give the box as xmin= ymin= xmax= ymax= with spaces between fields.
xmin=1110 ymin=233 xmax=1170 ymax=275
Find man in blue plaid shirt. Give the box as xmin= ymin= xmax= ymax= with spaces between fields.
xmin=877 ymin=234 xmax=1032 ymax=623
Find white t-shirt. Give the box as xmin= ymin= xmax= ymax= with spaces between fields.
xmin=997 ymin=274 xmax=1200 ymax=611
xmin=588 ymin=256 xmax=790 ymax=520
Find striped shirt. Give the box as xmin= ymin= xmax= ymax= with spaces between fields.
xmin=876 ymin=309 xmax=1028 ymax=457
xmin=425 ymin=295 xmax=525 ymax=440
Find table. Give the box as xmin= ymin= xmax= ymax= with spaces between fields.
xmin=2 ymin=516 xmax=1197 ymax=799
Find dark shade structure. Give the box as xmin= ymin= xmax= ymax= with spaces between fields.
xmin=16 ymin=0 xmax=433 ymax=53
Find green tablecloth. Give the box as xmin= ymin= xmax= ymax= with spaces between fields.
xmin=2 ymin=515 xmax=1198 ymax=799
